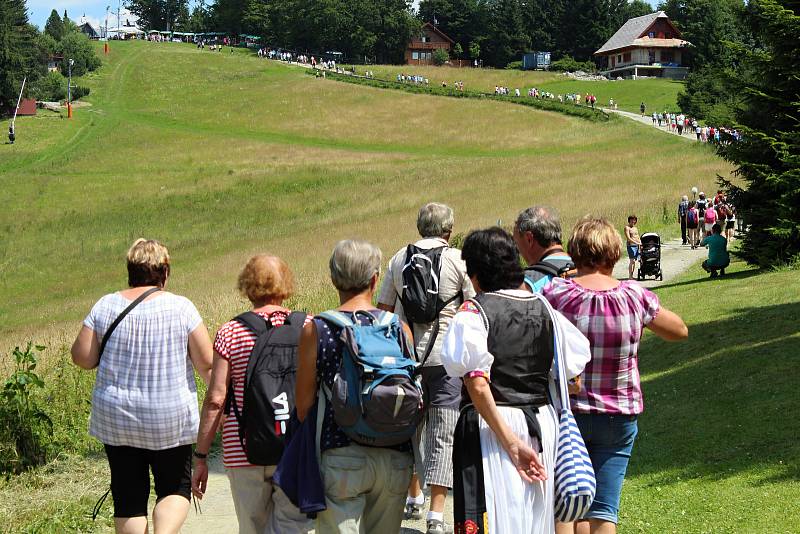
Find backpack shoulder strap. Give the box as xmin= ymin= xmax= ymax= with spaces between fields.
xmin=317 ymin=310 xmax=354 ymax=328
xmin=284 ymin=311 xmax=308 ymax=332
xmin=375 ymin=310 xmax=396 ymax=326
xmin=234 ymin=311 xmax=271 ymax=335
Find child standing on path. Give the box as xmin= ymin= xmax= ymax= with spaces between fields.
xmin=625 ymin=215 xmax=642 ymax=280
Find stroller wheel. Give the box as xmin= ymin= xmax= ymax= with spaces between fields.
xmin=659 ymin=273 xmax=663 ymax=281
xmin=637 ymin=269 xmax=642 ymax=281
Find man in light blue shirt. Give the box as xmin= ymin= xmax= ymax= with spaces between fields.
xmin=513 ymin=206 xmax=575 ymax=293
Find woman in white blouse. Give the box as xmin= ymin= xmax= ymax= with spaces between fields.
xmin=441 ymin=228 xmax=590 ymax=534
xmin=71 ymin=239 xmax=212 ymax=534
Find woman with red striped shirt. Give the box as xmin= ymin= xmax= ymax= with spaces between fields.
xmin=192 ymin=255 xmax=311 ymax=534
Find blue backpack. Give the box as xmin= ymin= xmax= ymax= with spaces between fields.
xmin=318 ymin=310 xmax=423 ymax=447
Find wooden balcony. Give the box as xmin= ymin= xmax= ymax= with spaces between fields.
xmin=408 ymin=41 xmax=449 ymax=50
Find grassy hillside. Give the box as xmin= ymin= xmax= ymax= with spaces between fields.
xmin=362 ymin=64 xmax=684 ymax=114
xmin=0 ymin=41 xmax=726 ymax=345
xmin=0 ymin=40 xmax=756 ymax=531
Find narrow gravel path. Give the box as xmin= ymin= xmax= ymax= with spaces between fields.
xmin=182 ymin=239 xmax=703 ymax=534
xmin=603 ymin=108 xmax=700 ymax=141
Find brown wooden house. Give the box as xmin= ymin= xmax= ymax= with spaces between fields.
xmin=595 ymin=11 xmax=691 ymax=79
xmin=405 ymin=23 xmax=454 ymax=65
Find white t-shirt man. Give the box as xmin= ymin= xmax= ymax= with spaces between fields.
xmin=378 ymin=237 xmax=475 ymax=367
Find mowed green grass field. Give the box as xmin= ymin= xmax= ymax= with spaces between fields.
xmin=3 ymin=41 xmax=796 ymax=532
xmin=0 ymin=41 xmax=725 ymax=346
xmin=362 ymin=64 xmax=685 ymax=114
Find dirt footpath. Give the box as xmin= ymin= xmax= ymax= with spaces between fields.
xmin=182 ymin=238 xmax=702 ymax=534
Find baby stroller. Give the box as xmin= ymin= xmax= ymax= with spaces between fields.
xmin=637 ymin=233 xmax=663 ymax=281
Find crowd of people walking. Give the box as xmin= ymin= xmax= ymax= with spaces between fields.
xmin=71 ymin=202 xmax=689 ymax=534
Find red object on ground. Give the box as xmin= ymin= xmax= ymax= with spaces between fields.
xmin=16 ymin=98 xmax=36 ymax=116
xmin=104 ymin=42 xmax=109 ymax=55
xmin=67 ymin=102 xmax=72 ymax=118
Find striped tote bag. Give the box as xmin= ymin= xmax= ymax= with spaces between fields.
xmin=539 ymin=295 xmax=596 ymax=522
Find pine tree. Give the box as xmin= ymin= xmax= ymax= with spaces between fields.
xmin=44 ymin=9 xmax=64 ymax=41
xmin=719 ymin=0 xmax=800 ymax=266
xmin=0 ymin=0 xmax=42 ymax=110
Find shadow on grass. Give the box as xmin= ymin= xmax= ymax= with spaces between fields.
xmin=654 ymin=266 xmax=763 ymax=291
xmin=629 ymin=302 xmax=800 ymax=486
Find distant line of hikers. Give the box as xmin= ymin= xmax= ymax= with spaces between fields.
xmin=71 ymin=203 xmax=688 ymax=534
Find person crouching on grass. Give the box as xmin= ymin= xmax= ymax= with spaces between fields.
xmin=700 ymin=223 xmax=730 ymax=277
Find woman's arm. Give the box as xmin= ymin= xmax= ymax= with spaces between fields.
xmin=188 ymin=323 xmax=214 ymax=385
xmin=191 ymin=352 xmax=229 ymax=499
xmin=647 ymin=307 xmax=688 ymax=341
xmin=465 ymin=376 xmax=546 ymax=483
xmin=71 ymin=326 xmax=100 ymax=369
xmin=295 ymin=321 xmax=319 ymax=422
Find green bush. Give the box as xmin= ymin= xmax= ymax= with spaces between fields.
xmin=71 ymin=85 xmax=90 ymax=101
xmin=57 ymin=32 xmax=101 ymax=77
xmin=432 ymin=48 xmax=449 ymax=66
xmin=0 ymin=343 xmax=52 ymax=475
xmin=505 ymin=60 xmax=523 ymax=70
xmin=550 ymin=56 xmax=597 ymax=73
xmin=31 ymin=71 xmax=66 ymax=102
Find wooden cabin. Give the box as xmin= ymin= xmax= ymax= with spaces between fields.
xmin=405 ymin=23 xmax=454 ymax=65
xmin=595 ymin=11 xmax=691 ymax=79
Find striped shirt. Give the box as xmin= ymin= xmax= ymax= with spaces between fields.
xmin=213 ymin=310 xmax=310 ymax=468
xmin=84 ymin=292 xmax=203 ymax=450
xmin=543 ymin=278 xmax=660 ymax=415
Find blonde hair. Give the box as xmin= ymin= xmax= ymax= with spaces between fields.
xmin=237 ymin=254 xmax=295 ymax=304
xmin=126 ymin=238 xmax=170 ymax=287
xmin=567 ymin=217 xmax=622 ymax=271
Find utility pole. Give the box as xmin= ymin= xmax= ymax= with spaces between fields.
xmin=67 ymin=59 xmax=74 ymax=119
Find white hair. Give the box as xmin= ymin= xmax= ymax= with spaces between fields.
xmin=417 ymin=203 xmax=454 ymax=238
xmin=329 ymin=239 xmax=382 ymax=292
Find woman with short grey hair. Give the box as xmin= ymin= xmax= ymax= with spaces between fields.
xmin=329 ymin=239 xmax=382 ymax=291
xmin=296 ymin=239 xmax=417 ymax=534
xmin=417 ymin=202 xmax=455 ymax=238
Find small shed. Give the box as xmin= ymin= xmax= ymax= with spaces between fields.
xmin=16 ymin=98 xmax=37 ymax=116
xmin=523 ymin=51 xmax=551 ymax=70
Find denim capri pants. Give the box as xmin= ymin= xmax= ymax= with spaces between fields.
xmin=574 ymin=413 xmax=638 ymax=524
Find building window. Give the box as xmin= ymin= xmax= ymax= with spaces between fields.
xmin=662 ymin=50 xmax=674 ymax=63
xmin=412 ymin=51 xmax=419 ymax=60
xmin=623 ymin=52 xmax=631 ymax=63
xmin=421 ymin=36 xmax=429 ymax=43
xmin=648 ymin=31 xmax=654 ymax=38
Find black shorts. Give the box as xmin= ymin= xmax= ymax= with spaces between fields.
xmin=104 ymin=444 xmax=192 ymax=518
xmin=726 ymin=220 xmax=735 ymax=230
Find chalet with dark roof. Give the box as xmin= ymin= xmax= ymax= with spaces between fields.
xmin=405 ymin=23 xmax=454 ymax=65
xmin=595 ymin=11 xmax=691 ymax=79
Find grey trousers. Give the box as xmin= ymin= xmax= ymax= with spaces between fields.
xmin=316 ymin=444 xmax=413 ymax=534
xmin=226 ymin=465 xmax=311 ymax=534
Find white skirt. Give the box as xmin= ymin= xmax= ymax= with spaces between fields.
xmin=478 ymin=404 xmax=558 ymax=534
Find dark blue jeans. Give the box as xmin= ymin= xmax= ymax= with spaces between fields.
xmin=574 ymin=413 xmax=638 ymax=524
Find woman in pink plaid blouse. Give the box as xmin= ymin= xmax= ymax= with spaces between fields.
xmin=543 ymin=217 xmax=687 ymax=534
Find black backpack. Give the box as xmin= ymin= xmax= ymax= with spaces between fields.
xmin=229 ymin=311 xmax=306 ymax=466
xmin=399 ymin=244 xmax=460 ymax=361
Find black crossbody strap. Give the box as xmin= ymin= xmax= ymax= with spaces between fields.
xmin=98 ymin=287 xmax=162 ymax=361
